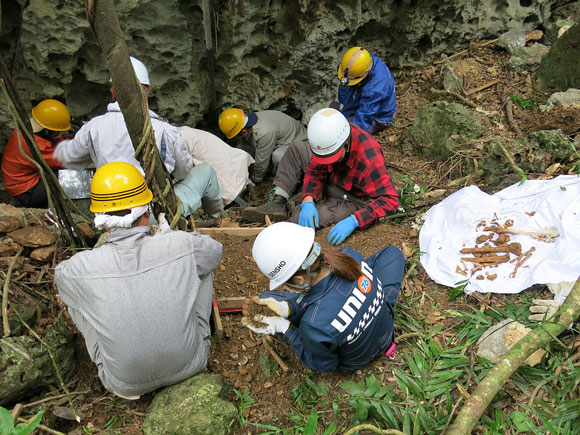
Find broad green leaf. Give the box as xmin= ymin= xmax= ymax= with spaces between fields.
xmin=512 ymin=410 xmax=541 ymax=435
xmin=0 ymin=407 xmax=15 ymax=434
xmin=412 ymin=409 xmax=422 ymax=435
xmin=303 ymin=409 xmax=318 ymax=435
xmin=339 ymin=380 xmax=365 ymax=396
xmin=403 ymin=408 xmax=411 ymax=435
xmin=354 ymin=401 xmax=369 ymax=421
xmin=323 ymin=420 xmax=337 ymax=435
xmin=14 ymin=411 xmax=44 ymax=435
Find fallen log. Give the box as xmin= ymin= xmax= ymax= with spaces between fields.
xmin=446 ymin=277 xmax=580 ymax=435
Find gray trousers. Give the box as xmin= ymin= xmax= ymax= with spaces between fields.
xmin=275 ymin=141 xmax=372 ymax=228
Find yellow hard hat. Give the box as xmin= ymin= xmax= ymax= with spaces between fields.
xmin=31 ymin=99 xmax=71 ymax=131
xmin=90 ymin=161 xmax=153 ymax=213
xmin=218 ymin=108 xmax=245 ymax=139
xmin=337 ymin=47 xmax=373 ymax=86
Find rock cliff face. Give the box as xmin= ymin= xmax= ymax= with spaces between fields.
xmin=0 ymin=0 xmax=570 ymax=144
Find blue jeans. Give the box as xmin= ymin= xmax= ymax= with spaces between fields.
xmin=174 ymin=164 xmax=223 ymax=217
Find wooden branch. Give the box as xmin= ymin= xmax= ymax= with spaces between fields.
xmin=2 ymin=247 xmax=23 ymax=338
xmin=433 ymin=39 xmax=498 ymax=64
xmin=447 ymin=277 xmax=580 ymax=435
xmin=86 ymin=0 xmax=186 ymax=229
xmin=0 ymin=60 xmax=87 ymax=247
xmin=344 ymin=425 xmax=406 ymax=435
xmin=262 ymin=339 xmax=288 ymax=372
xmin=466 ymin=79 xmax=500 ymax=96
xmin=431 ymin=87 xmax=478 ymax=108
xmin=211 ymin=300 xmax=223 ymax=338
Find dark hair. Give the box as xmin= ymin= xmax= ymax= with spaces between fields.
xmin=107 ymin=209 xmax=131 ymax=217
xmin=324 ymin=252 xmax=361 ymax=281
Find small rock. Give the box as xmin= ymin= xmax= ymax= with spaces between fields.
xmin=30 ymin=245 xmax=57 ymax=262
xmin=0 ymin=256 xmax=26 ymax=267
xmin=0 ymin=216 xmax=23 ymax=233
xmin=9 ymin=225 xmax=58 ymax=247
xmin=0 ymin=204 xmax=26 ymax=225
xmin=0 ymin=242 xmax=19 ymax=257
xmin=76 ymin=222 xmax=96 ymax=239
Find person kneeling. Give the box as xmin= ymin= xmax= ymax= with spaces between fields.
xmin=54 ymin=162 xmax=222 ymax=399
xmin=243 ymin=222 xmax=405 ymax=372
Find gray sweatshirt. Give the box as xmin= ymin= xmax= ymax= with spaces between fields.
xmin=250 ymin=110 xmax=307 ymax=182
xmin=54 ymin=226 xmax=222 ymax=397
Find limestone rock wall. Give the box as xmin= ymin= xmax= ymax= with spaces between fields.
xmin=0 ymin=0 xmax=571 ymax=145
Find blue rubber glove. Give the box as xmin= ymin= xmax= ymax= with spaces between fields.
xmin=298 ymin=201 xmax=319 ymax=228
xmin=328 ymin=215 xmax=359 ymax=245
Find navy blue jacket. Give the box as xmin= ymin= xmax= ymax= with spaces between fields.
xmin=261 ymin=246 xmax=404 ymax=372
xmin=338 ymin=53 xmax=397 ymax=133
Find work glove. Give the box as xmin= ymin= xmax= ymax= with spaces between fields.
xmin=528 ymin=281 xmax=574 ymax=322
xmin=151 ymin=212 xmax=170 ymax=236
xmin=298 ymin=201 xmax=319 ymax=228
xmin=158 ymin=213 xmax=170 ymax=232
xmin=328 ymin=215 xmax=359 ymax=245
xmin=242 ymin=315 xmax=290 ymax=335
xmin=253 ymin=295 xmax=290 ymax=318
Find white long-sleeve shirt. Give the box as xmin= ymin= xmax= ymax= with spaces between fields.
xmin=54 ymin=102 xmax=192 ymax=179
xmin=179 ymin=126 xmax=254 ymax=204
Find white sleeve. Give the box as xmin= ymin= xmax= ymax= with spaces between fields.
xmin=53 ymin=124 xmax=93 ymax=169
xmin=166 ymin=126 xmax=193 ymax=180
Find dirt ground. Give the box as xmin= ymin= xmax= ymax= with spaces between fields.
xmin=3 ymin=36 xmax=579 ymax=434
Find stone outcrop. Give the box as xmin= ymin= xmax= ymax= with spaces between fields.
xmin=0 ymin=0 xmax=570 ymax=145
xmin=0 ymin=315 xmax=77 ymax=405
xmin=143 ymin=373 xmax=237 ymax=435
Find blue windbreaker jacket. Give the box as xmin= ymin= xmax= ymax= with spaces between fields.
xmin=338 ymin=53 xmax=397 ymax=133
xmin=261 ymin=246 xmax=405 ymax=372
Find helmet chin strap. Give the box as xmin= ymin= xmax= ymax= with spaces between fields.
xmin=284 ymin=242 xmax=321 ymax=294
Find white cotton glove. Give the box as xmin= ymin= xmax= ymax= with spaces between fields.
xmin=243 ymin=315 xmax=290 ymax=335
xmin=253 ymin=296 xmax=290 ymax=318
xmin=158 ymin=213 xmax=170 ymax=232
xmin=528 ymin=281 xmax=574 ymax=322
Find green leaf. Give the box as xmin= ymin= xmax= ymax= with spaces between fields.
xmin=323 ymin=420 xmax=337 ymax=435
xmin=412 ymin=409 xmax=422 ymax=435
xmin=339 ymin=380 xmax=365 ymax=396
xmin=354 ymin=400 xmax=369 ymax=421
xmin=12 ymin=411 xmax=44 ymax=435
xmin=512 ymin=410 xmax=541 ymax=435
xmin=403 ymin=408 xmax=411 ymax=435
xmin=303 ymin=409 xmax=318 ymax=435
xmin=0 ymin=407 xmax=15 ymax=434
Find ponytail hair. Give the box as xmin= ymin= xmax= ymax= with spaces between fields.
xmin=324 ymin=252 xmax=362 ymax=281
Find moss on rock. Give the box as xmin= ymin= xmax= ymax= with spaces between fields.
xmin=143 ymin=373 xmax=237 ymax=435
xmin=404 ymin=101 xmax=485 ymax=159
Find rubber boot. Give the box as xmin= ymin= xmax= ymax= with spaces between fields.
xmin=242 ymin=195 xmax=288 ymax=224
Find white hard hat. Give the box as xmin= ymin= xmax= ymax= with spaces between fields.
xmin=253 ymin=222 xmax=317 ymax=290
xmin=307 ymin=108 xmax=351 ymax=165
xmin=130 ymin=57 xmax=150 ymax=86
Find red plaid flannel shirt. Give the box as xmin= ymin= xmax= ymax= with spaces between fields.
xmin=302 ymin=123 xmax=399 ymax=228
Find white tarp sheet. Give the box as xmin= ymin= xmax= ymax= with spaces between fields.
xmin=419 ymin=175 xmax=580 ymax=294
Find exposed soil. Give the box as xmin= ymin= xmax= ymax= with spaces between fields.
xmin=2 ymin=37 xmax=579 ymax=434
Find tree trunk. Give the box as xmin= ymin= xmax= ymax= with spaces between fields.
xmin=0 ymin=56 xmax=87 ymax=248
xmin=446 ymin=277 xmax=580 ymax=435
xmin=538 ymin=21 xmax=580 ymax=91
xmin=85 ymin=0 xmax=187 ymax=229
